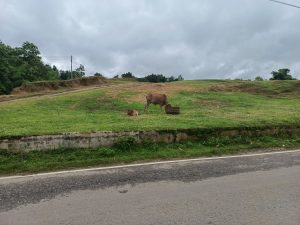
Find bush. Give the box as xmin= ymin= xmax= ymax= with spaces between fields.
xmin=270 ymin=68 xmax=296 ymax=80
xmin=113 ymin=137 xmax=138 ymax=152
xmin=121 ymin=72 xmax=135 ymax=79
xmin=255 ymin=76 xmax=264 ymax=81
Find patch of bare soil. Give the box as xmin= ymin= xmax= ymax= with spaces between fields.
xmin=0 ymin=77 xmax=109 ymax=103
xmin=295 ymin=82 xmax=300 ymax=91
xmin=208 ymin=81 xmax=300 ymax=97
xmin=208 ymin=82 xmax=258 ymax=93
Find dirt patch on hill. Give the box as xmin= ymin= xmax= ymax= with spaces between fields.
xmin=11 ymin=76 xmax=107 ymax=95
xmin=295 ymin=82 xmax=300 ymax=91
xmin=208 ymin=82 xmax=265 ymax=93
xmin=208 ymin=81 xmax=300 ymax=97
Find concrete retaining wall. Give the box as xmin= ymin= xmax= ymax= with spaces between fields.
xmin=0 ymin=131 xmax=185 ymax=152
xmin=0 ymin=126 xmax=300 ymax=152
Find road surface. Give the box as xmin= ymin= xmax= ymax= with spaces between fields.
xmin=1 ymin=150 xmax=300 ymax=225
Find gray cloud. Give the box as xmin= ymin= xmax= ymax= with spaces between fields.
xmin=1 ymin=0 xmax=300 ymax=79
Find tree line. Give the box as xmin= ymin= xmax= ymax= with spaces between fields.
xmin=255 ymin=68 xmax=297 ymax=81
xmin=0 ymin=41 xmax=59 ymax=94
xmin=113 ymin=72 xmax=184 ymax=83
xmin=0 ymin=41 xmax=85 ymax=94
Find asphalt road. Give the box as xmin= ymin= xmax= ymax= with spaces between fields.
xmin=1 ymin=150 xmax=300 ymax=225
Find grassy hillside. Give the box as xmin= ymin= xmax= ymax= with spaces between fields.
xmin=0 ymin=80 xmax=299 ymax=138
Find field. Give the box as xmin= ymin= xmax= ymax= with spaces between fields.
xmin=0 ymin=79 xmax=300 ymax=138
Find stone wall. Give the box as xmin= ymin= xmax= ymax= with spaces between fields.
xmin=0 ymin=126 xmax=299 ymax=152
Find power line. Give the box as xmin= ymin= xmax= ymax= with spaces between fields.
xmin=268 ymin=0 xmax=300 ymax=8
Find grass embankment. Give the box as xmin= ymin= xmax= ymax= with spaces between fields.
xmin=1 ymin=134 xmax=300 ymax=175
xmin=1 ymin=79 xmax=299 ymax=175
xmin=0 ymin=80 xmax=299 ymax=138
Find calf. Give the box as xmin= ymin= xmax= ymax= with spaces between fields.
xmin=127 ymin=109 xmax=139 ymax=116
xmin=165 ymin=104 xmax=180 ymax=114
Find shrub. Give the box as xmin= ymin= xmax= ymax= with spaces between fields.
xmin=121 ymin=72 xmax=135 ymax=79
xmin=113 ymin=137 xmax=138 ymax=152
xmin=255 ymin=76 xmax=264 ymax=81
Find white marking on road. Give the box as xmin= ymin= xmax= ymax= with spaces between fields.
xmin=1 ymin=149 xmax=300 ymax=181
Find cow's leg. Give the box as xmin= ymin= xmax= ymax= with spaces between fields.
xmin=144 ymin=102 xmax=150 ymax=111
xmin=160 ymin=104 xmax=164 ymax=111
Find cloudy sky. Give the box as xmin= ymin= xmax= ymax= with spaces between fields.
xmin=1 ymin=0 xmax=300 ymax=79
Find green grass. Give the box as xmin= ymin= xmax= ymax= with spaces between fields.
xmin=1 ymin=134 xmax=300 ymax=175
xmin=0 ymin=80 xmax=299 ymax=138
xmin=1 ymin=80 xmax=299 ymax=175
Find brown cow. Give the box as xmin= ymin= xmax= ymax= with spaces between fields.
xmin=144 ymin=93 xmax=168 ymax=111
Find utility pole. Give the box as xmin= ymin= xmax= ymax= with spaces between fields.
xmin=70 ymin=55 xmax=73 ymax=79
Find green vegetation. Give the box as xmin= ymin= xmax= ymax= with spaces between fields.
xmin=1 ymin=134 xmax=300 ymax=175
xmin=121 ymin=72 xmax=135 ymax=79
xmin=59 ymin=64 xmax=85 ymax=80
xmin=1 ymin=80 xmax=300 ymax=175
xmin=0 ymin=41 xmax=59 ymax=94
xmin=0 ymin=80 xmax=299 ymax=138
xmin=2 ymin=42 xmax=299 ymax=175
xmin=270 ymin=68 xmax=296 ymax=80
xmin=0 ymin=41 xmax=87 ymax=94
xmin=137 ymin=74 xmax=184 ymax=83
xmin=116 ymin=72 xmax=184 ymax=82
xmin=255 ymin=76 xmax=264 ymax=81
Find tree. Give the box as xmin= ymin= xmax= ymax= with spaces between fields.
xmin=138 ymin=74 xmax=184 ymax=83
xmin=74 ymin=64 xmax=85 ymax=77
xmin=60 ymin=64 xmax=85 ymax=80
xmin=59 ymin=70 xmax=72 ymax=80
xmin=0 ymin=41 xmax=59 ymax=94
xmin=177 ymin=75 xmax=184 ymax=81
xmin=270 ymin=68 xmax=296 ymax=80
xmin=94 ymin=72 xmax=105 ymax=78
xmin=255 ymin=76 xmax=264 ymax=81
xmin=167 ymin=76 xmax=175 ymax=82
xmin=138 ymin=74 xmax=167 ymax=83
xmin=121 ymin=72 xmax=135 ymax=79
xmin=52 ymin=65 xmax=59 ymax=72
xmin=20 ymin=41 xmax=41 ymax=64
